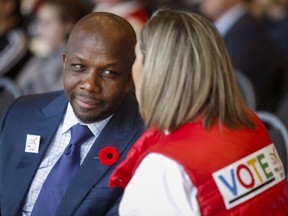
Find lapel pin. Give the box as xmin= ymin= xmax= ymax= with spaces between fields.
xmin=98 ymin=146 xmax=120 ymax=166
xmin=25 ymin=134 xmax=41 ymax=153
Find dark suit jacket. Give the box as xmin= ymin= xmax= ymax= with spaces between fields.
xmin=224 ymin=12 xmax=287 ymax=112
xmin=0 ymin=91 xmax=144 ymax=216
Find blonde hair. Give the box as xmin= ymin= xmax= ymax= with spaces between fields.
xmin=139 ymin=9 xmax=255 ymax=132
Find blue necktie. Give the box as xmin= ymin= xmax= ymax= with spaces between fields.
xmin=31 ymin=124 xmax=93 ymax=216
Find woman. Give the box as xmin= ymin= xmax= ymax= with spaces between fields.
xmin=109 ymin=9 xmax=288 ymax=215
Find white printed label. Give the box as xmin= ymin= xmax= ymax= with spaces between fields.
xmin=212 ymin=144 xmax=285 ymax=209
xmin=25 ymin=134 xmax=41 ymax=153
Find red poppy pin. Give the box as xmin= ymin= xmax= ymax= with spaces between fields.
xmin=98 ymin=146 xmax=120 ymax=166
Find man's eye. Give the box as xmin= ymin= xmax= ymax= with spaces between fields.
xmin=72 ymin=64 xmax=85 ymax=70
xmin=103 ymin=70 xmax=113 ymax=75
xmin=102 ymin=70 xmax=118 ymax=77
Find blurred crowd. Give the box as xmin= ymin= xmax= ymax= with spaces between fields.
xmin=0 ymin=0 xmax=288 ymax=122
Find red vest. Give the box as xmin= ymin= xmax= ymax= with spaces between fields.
xmin=110 ymin=112 xmax=288 ymax=215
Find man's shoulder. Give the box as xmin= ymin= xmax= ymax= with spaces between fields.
xmin=8 ymin=91 xmax=66 ymax=114
xmin=17 ymin=91 xmax=64 ymax=104
xmin=117 ymin=92 xmax=141 ymax=119
xmin=112 ymin=91 xmax=144 ymax=130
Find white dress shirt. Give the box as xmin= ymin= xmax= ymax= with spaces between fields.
xmin=119 ymin=153 xmax=201 ymax=216
xmin=22 ymin=103 xmax=111 ymax=215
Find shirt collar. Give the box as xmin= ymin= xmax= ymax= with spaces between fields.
xmin=214 ymin=3 xmax=247 ymax=37
xmin=60 ymin=103 xmax=112 ymax=136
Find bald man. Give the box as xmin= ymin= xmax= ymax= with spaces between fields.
xmin=0 ymin=12 xmax=144 ymax=216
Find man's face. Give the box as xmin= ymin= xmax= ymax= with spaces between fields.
xmin=63 ymin=30 xmax=132 ymax=123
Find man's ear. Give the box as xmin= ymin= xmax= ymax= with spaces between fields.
xmin=63 ymin=53 xmax=67 ymax=63
xmin=125 ymin=72 xmax=134 ymax=93
xmin=62 ymin=53 xmax=67 ymax=70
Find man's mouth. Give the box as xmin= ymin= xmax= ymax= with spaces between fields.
xmin=75 ymin=96 xmax=104 ymax=110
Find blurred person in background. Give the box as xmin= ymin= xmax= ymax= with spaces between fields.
xmin=249 ymin=0 xmax=288 ymax=58
xmin=198 ymin=0 xmax=288 ymax=112
xmin=0 ymin=0 xmax=31 ymax=79
xmin=0 ymin=0 xmax=31 ymax=118
xmin=91 ymin=0 xmax=148 ymax=38
xmin=15 ymin=0 xmax=89 ymax=94
xmin=143 ymin=0 xmax=200 ymax=14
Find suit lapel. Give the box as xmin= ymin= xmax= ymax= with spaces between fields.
xmin=4 ymin=93 xmax=67 ymax=215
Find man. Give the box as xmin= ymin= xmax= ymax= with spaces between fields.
xmin=199 ymin=0 xmax=287 ymax=112
xmin=0 ymin=12 xmax=144 ymax=216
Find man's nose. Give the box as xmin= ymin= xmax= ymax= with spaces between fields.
xmin=80 ymin=73 xmax=102 ymax=93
